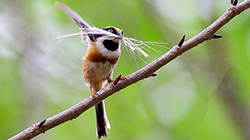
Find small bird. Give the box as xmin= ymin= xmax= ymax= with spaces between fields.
xmin=55 ymin=2 xmax=124 ymax=139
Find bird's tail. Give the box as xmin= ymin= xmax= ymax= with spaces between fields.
xmin=95 ymin=100 xmax=111 ymax=139
xmin=55 ymin=1 xmax=90 ymax=28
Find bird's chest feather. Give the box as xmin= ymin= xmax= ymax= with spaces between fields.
xmin=85 ymin=42 xmax=120 ymax=64
xmin=82 ymin=43 xmax=119 ymax=82
xmin=84 ymin=61 xmax=114 ymax=77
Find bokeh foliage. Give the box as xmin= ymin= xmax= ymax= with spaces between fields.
xmin=1 ymin=0 xmax=250 ymax=140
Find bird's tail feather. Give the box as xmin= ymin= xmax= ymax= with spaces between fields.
xmin=95 ymin=100 xmax=111 ymax=139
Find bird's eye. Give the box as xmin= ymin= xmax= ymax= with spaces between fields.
xmin=108 ymin=29 xmax=114 ymax=33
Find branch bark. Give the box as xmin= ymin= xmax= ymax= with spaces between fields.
xmin=9 ymin=0 xmax=250 ymax=140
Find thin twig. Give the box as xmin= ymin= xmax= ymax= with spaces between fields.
xmin=177 ymin=35 xmax=185 ymax=47
xmin=212 ymin=34 xmax=223 ymax=39
xmin=231 ymin=0 xmax=239 ymax=6
xmin=8 ymin=0 xmax=250 ymax=140
xmin=38 ymin=119 xmax=46 ymax=128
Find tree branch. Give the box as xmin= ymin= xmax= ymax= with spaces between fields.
xmin=9 ymin=1 xmax=250 ymax=140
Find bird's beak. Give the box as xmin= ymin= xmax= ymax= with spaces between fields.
xmin=113 ymin=38 xmax=121 ymax=43
xmin=113 ymin=34 xmax=123 ymax=42
xmin=115 ymin=34 xmax=123 ymax=39
xmin=119 ymin=34 xmax=124 ymax=38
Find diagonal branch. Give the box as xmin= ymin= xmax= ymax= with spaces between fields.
xmin=9 ymin=0 xmax=250 ymax=140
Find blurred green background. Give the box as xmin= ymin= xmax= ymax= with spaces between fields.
xmin=1 ymin=0 xmax=250 ymax=140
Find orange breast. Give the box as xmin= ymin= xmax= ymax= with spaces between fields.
xmin=85 ymin=42 xmax=119 ymax=64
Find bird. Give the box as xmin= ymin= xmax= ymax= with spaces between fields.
xmin=55 ymin=1 xmax=124 ymax=139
